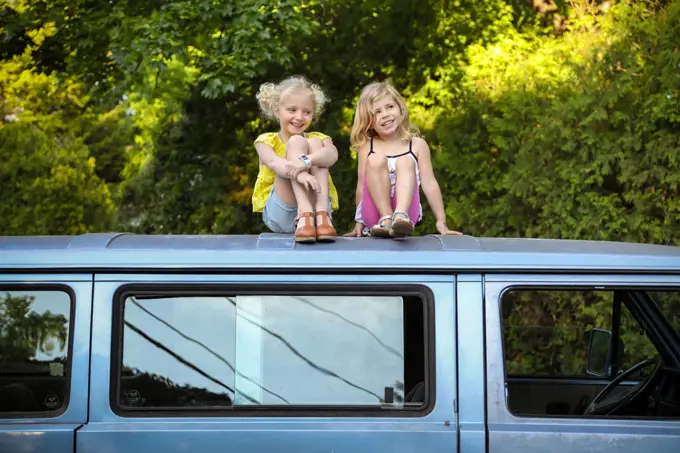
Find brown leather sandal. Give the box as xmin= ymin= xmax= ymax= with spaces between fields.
xmin=294 ymin=212 xmax=316 ymax=243
xmin=315 ymin=210 xmax=337 ymax=242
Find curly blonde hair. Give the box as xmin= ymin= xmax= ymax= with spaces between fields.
xmin=256 ymin=75 xmax=329 ymax=121
xmin=349 ymin=81 xmax=419 ymax=151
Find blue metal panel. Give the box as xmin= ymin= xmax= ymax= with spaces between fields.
xmin=77 ymin=423 xmax=453 ymax=453
xmin=0 ymin=275 xmax=91 ymax=453
xmin=81 ymin=274 xmax=458 ymax=453
xmin=106 ymin=233 xmax=454 ymax=252
xmin=484 ymin=275 xmax=680 ymax=453
xmin=67 ymin=233 xmax=132 ymax=249
xmin=456 ymin=275 xmax=486 ymax=453
xmin=93 ymin=273 xmax=454 ymax=283
xmin=0 ymin=235 xmax=75 ymax=250
xmin=0 ymin=274 xmax=91 ymax=283
xmin=3 ymin=246 xmax=680 ymax=273
xmin=0 ymin=424 xmax=81 ymax=453
xmin=485 ymin=274 xmax=680 ymax=284
xmin=1 ymin=234 xmax=680 ymax=273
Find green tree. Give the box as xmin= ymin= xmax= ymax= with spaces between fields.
xmin=0 ymin=122 xmax=115 ymax=235
xmin=4 ymin=0 xmax=321 ymax=98
xmin=423 ymin=0 xmax=680 ymax=243
xmin=0 ymin=49 xmax=115 ymax=235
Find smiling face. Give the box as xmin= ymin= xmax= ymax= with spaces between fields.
xmin=370 ymin=94 xmax=404 ymax=137
xmin=275 ymin=88 xmax=315 ymax=137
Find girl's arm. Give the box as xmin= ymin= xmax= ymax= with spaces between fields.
xmin=310 ymin=137 xmax=339 ymax=167
xmin=355 ymin=143 xmax=368 ymax=206
xmin=344 ymin=143 xmax=369 ymax=236
xmin=283 ymin=137 xmax=339 ymax=179
xmin=414 ymin=137 xmax=462 ymax=235
xmin=255 ymin=142 xmax=292 ymax=178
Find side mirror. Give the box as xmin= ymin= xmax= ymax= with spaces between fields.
xmin=586 ymin=328 xmax=612 ymax=377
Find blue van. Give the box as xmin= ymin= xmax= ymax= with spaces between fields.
xmin=1 ymin=233 xmax=679 ymax=453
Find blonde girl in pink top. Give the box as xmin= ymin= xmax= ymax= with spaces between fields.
xmin=345 ymin=81 xmax=462 ymax=238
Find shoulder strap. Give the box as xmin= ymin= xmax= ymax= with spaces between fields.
xmin=409 ymin=140 xmax=419 ymax=161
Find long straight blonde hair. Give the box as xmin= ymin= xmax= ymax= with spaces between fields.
xmin=349 ymin=81 xmax=419 ymax=151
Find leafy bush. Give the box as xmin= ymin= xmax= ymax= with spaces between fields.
xmin=420 ymin=0 xmax=680 ymax=243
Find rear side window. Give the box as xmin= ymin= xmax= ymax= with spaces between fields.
xmin=0 ymin=289 xmax=72 ymax=416
xmin=113 ymin=287 xmax=432 ymax=416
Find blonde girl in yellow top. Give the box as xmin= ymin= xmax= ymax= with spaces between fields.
xmin=252 ymin=75 xmax=339 ymax=243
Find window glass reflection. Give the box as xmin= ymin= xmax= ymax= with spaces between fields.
xmin=120 ymin=294 xmax=416 ymax=410
xmin=0 ymin=290 xmax=71 ymax=414
xmin=235 ymin=295 xmax=404 ymax=406
xmin=121 ymin=296 xmax=235 ymax=408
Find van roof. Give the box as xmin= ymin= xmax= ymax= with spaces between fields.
xmin=0 ymin=233 xmax=679 ymax=273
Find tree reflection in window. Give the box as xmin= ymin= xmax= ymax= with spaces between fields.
xmin=0 ymin=290 xmax=70 ymax=414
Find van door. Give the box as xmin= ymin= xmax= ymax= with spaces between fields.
xmin=484 ymin=274 xmax=680 ymax=453
xmin=78 ymin=273 xmax=458 ymax=453
xmin=0 ymin=274 xmax=92 ymax=453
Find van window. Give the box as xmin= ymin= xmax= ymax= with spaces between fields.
xmin=502 ymin=290 xmax=656 ymax=378
xmin=114 ymin=290 xmax=430 ymax=415
xmin=501 ymin=288 xmax=680 ymax=418
xmin=0 ymin=289 xmax=72 ymax=416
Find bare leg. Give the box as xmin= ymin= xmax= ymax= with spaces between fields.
xmin=303 ymin=137 xmax=337 ymax=241
xmin=284 ymin=135 xmax=315 ymax=216
xmin=311 ymin=166 xmax=332 ymax=220
xmin=273 ymin=176 xmax=296 ymax=208
xmin=365 ymin=153 xmax=394 ymax=237
xmin=306 ymin=139 xmax=330 ymax=220
xmin=366 ymin=153 xmax=393 ymax=218
xmin=394 ymin=156 xmax=416 ymax=215
xmin=310 ymin=164 xmax=336 ymax=241
xmin=391 ymin=156 xmax=417 ymax=237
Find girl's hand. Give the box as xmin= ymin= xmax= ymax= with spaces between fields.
xmin=343 ymin=222 xmax=364 ymax=237
xmin=286 ymin=159 xmax=308 ymax=179
xmin=436 ymin=220 xmax=462 ymax=236
xmin=296 ymin=172 xmax=320 ymax=192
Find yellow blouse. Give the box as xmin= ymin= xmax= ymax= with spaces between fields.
xmin=251 ymin=132 xmax=340 ymax=212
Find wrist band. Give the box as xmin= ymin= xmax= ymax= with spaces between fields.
xmin=298 ymin=154 xmax=312 ymax=170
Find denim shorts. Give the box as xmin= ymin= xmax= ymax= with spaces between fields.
xmin=262 ymin=187 xmax=332 ymax=234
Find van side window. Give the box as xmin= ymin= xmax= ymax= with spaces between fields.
xmin=114 ymin=290 xmax=431 ymax=415
xmin=0 ymin=289 xmax=72 ymax=416
xmin=501 ymin=288 xmax=680 ymax=418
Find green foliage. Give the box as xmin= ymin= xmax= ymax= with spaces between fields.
xmin=0 ymin=46 xmax=116 ymax=235
xmin=0 ymin=122 xmax=115 ymax=235
xmin=4 ymin=0 xmax=321 ymax=99
xmin=80 ymin=106 xmax=137 ymax=185
xmin=425 ymin=0 xmax=680 ymax=243
xmin=118 ymin=90 xmax=267 ymax=234
xmin=2 ymin=0 xmax=680 ymax=243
